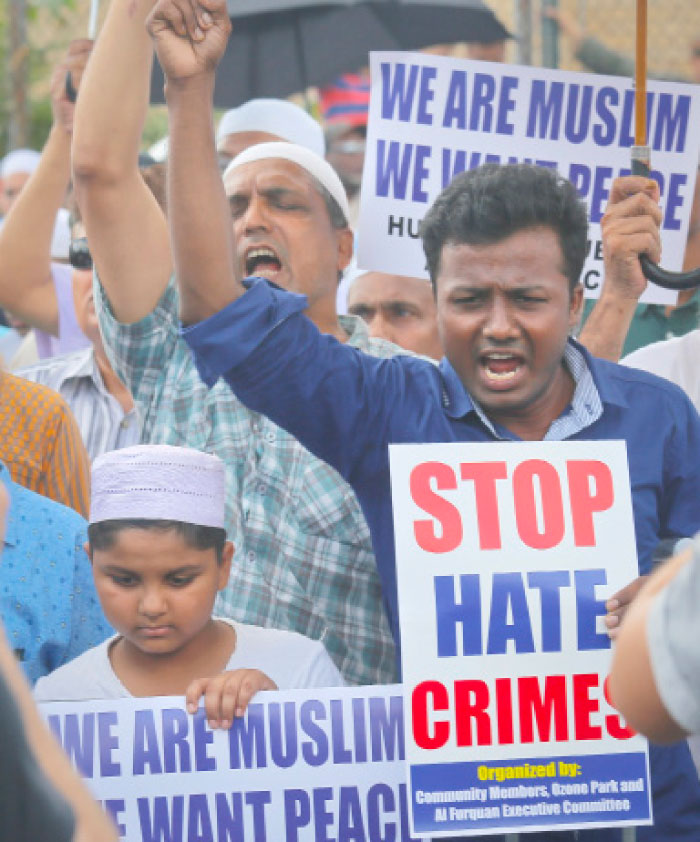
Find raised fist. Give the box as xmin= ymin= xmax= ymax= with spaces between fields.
xmin=146 ymin=0 xmax=231 ymax=83
xmin=50 ymin=39 xmax=94 ymax=133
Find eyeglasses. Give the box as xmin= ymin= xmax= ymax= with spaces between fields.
xmin=68 ymin=237 xmax=93 ymax=271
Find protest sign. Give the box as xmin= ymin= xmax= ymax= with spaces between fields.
xmin=389 ymin=440 xmax=651 ymax=837
xmin=40 ymin=685 xmax=419 ymax=842
xmin=357 ymin=51 xmax=700 ymax=305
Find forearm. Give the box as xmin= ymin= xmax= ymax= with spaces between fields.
xmin=73 ymin=0 xmax=172 ymax=323
xmin=609 ymin=548 xmax=694 ymax=743
xmin=638 ymin=546 xmax=694 ymax=600
xmin=577 ymin=293 xmax=638 ymax=361
xmin=0 ymin=629 xmax=117 ymax=842
xmin=0 ymin=126 xmax=68 ymax=330
xmin=166 ymin=77 xmax=241 ymax=325
xmin=73 ymin=0 xmax=154 ymax=184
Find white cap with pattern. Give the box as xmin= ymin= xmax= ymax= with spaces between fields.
xmin=90 ymin=445 xmax=225 ymax=528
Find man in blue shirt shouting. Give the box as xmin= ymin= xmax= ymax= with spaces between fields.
xmin=146 ymin=0 xmax=700 ymax=837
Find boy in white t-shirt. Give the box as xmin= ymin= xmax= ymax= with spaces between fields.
xmin=35 ymin=445 xmax=343 ymax=726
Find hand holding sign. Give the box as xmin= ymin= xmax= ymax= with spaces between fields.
xmin=605 ymin=575 xmax=650 ymax=640
xmin=146 ymin=0 xmax=230 ymax=83
xmin=185 ymin=668 xmax=277 ymax=728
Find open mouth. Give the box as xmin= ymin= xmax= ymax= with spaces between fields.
xmin=245 ymin=246 xmax=282 ymax=278
xmin=480 ymin=351 xmax=524 ymax=383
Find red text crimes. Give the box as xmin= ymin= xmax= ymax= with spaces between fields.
xmin=412 ymin=674 xmax=634 ymax=750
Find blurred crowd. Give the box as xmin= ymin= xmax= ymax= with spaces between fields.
xmin=0 ymin=2 xmax=699 ymax=840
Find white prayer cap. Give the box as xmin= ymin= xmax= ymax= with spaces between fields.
xmin=224 ymin=141 xmax=350 ymax=223
xmin=90 ymin=445 xmax=226 ymax=529
xmin=1 ymin=149 xmax=41 ymax=179
xmin=216 ymin=99 xmax=325 ymax=157
xmin=51 ymin=208 xmax=71 ymax=261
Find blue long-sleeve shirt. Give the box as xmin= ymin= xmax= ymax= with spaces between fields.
xmin=184 ymin=280 xmax=700 ymax=644
xmin=183 ymin=279 xmax=700 ymax=841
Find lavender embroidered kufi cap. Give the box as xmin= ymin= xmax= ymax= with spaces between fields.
xmin=90 ymin=445 xmax=225 ymax=528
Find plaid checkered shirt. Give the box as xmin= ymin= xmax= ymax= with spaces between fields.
xmin=95 ymin=276 xmax=403 ymax=685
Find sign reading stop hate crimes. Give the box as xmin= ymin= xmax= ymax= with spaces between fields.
xmin=357 ymin=51 xmax=700 ymax=305
xmin=389 ymin=440 xmax=651 ymax=837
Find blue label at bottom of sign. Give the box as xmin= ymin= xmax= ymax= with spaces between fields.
xmin=410 ymin=752 xmax=650 ymax=832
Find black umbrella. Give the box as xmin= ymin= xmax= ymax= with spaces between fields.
xmin=631 ymin=0 xmax=700 ymax=290
xmin=150 ymin=0 xmax=511 ymax=108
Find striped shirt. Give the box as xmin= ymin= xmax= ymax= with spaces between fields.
xmin=17 ymin=348 xmax=140 ymax=460
xmin=0 ymin=371 xmax=90 ymax=516
xmin=95 ymin=275 xmax=406 ymax=686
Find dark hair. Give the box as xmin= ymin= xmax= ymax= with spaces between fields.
xmin=87 ymin=519 xmax=227 ymax=564
xmin=311 ymin=176 xmax=348 ymax=230
xmin=420 ymin=163 xmax=588 ymax=293
xmin=310 ymin=176 xmax=349 ymax=284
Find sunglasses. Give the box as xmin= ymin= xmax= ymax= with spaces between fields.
xmin=68 ymin=237 xmax=93 ymax=271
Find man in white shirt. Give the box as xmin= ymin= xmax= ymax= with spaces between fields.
xmin=622 ymin=329 xmax=700 ymax=410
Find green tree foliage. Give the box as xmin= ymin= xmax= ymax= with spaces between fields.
xmin=1 ymin=0 xmax=76 ymax=154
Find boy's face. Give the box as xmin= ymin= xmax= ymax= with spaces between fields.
xmin=89 ymin=528 xmax=233 ymax=657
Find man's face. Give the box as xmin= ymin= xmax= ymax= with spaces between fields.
xmin=347 ymin=271 xmax=443 ymax=359
xmin=435 ymin=227 xmax=582 ymax=434
xmin=326 ymin=126 xmax=366 ymax=193
xmin=1 ymin=171 xmax=32 ymax=214
xmin=224 ymin=158 xmax=352 ymax=308
xmin=217 ymin=130 xmax=281 ymax=173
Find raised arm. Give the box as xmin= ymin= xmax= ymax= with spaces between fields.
xmin=578 ymin=176 xmax=661 ymax=361
xmin=147 ymin=0 xmax=241 ymax=325
xmin=0 ymin=41 xmax=91 ymax=334
xmin=72 ymin=0 xmax=172 ymax=323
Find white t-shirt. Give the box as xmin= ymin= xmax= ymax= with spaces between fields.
xmin=622 ymin=329 xmax=700 ymax=411
xmin=34 ymin=619 xmax=343 ymax=702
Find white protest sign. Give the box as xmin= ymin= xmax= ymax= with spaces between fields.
xmin=389 ymin=440 xmax=651 ymax=837
xmin=40 ymin=685 xmax=420 ymax=842
xmin=357 ymin=51 xmax=700 ymax=305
